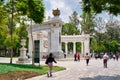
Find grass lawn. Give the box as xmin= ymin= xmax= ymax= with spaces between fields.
xmin=0 ymin=63 xmax=65 ymax=80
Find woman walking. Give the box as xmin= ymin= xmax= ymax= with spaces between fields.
xmin=85 ymin=53 xmax=90 ymax=66
xmin=45 ymin=53 xmax=57 ymax=77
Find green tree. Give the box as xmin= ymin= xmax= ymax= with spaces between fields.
xmin=105 ymin=16 xmax=120 ymax=42
xmin=82 ymin=0 xmax=120 ymax=15
xmin=104 ymin=40 xmax=120 ymax=53
xmin=93 ymin=17 xmax=106 ymax=53
xmin=0 ymin=25 xmax=8 ymax=49
xmin=97 ymin=43 xmax=106 ymax=53
xmin=0 ymin=2 xmax=9 ymax=56
xmin=62 ymin=22 xmax=80 ymax=35
xmin=94 ymin=16 xmax=120 ymax=53
xmin=80 ymin=1 xmax=96 ymax=35
xmin=16 ymin=22 xmax=28 ymax=51
xmin=3 ymin=0 xmax=19 ymax=64
xmin=90 ymin=38 xmax=97 ymax=53
xmin=4 ymin=33 xmax=19 ymax=54
xmin=0 ymin=0 xmax=4 ymax=5
xmin=69 ymin=11 xmax=80 ymax=30
xmin=16 ymin=22 xmax=28 ymax=40
xmin=80 ymin=12 xmax=95 ymax=34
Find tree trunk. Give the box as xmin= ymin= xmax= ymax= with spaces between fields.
xmin=10 ymin=0 xmax=13 ymax=64
xmin=30 ymin=20 xmax=35 ymax=66
xmin=10 ymin=49 xmax=13 ymax=64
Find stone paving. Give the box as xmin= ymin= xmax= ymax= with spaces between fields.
xmin=26 ymin=59 xmax=120 ymax=80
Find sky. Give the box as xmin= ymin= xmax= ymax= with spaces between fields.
xmin=43 ymin=0 xmax=120 ymax=23
xmin=43 ymin=0 xmax=82 ymax=22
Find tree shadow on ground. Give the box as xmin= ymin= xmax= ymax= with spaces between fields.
xmin=80 ymin=75 xmax=120 ymax=80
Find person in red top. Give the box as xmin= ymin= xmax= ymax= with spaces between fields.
xmin=115 ymin=54 xmax=119 ymax=61
xmin=77 ymin=53 xmax=80 ymax=61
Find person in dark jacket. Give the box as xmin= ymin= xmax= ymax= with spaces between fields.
xmin=45 ymin=53 xmax=57 ymax=77
xmin=74 ymin=53 xmax=77 ymax=61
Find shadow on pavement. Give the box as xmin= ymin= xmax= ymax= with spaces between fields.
xmin=80 ymin=75 xmax=120 ymax=80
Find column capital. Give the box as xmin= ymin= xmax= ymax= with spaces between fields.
xmin=73 ymin=42 xmax=76 ymax=43
xmin=65 ymin=42 xmax=68 ymax=44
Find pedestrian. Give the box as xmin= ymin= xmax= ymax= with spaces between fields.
xmin=113 ymin=54 xmax=116 ymax=60
xmin=103 ymin=53 xmax=109 ymax=68
xmin=74 ymin=53 xmax=77 ymax=61
xmin=115 ymin=54 xmax=119 ymax=61
xmin=45 ymin=53 xmax=57 ymax=77
xmin=64 ymin=53 xmax=66 ymax=58
xmin=85 ymin=53 xmax=90 ymax=66
xmin=77 ymin=53 xmax=80 ymax=61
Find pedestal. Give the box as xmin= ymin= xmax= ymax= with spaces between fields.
xmin=16 ymin=47 xmax=30 ymax=63
xmin=49 ymin=49 xmax=63 ymax=59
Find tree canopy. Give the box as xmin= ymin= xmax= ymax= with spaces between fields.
xmin=62 ymin=22 xmax=80 ymax=35
xmin=82 ymin=0 xmax=120 ymax=15
xmin=16 ymin=0 xmax=45 ymax=23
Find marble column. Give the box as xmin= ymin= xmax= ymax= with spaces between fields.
xmin=47 ymin=31 xmax=51 ymax=53
xmin=73 ymin=42 xmax=76 ymax=54
xmin=84 ymin=39 xmax=90 ymax=54
xmin=28 ymin=35 xmax=32 ymax=58
xmin=65 ymin=42 xmax=68 ymax=54
xmin=81 ymin=41 xmax=84 ymax=57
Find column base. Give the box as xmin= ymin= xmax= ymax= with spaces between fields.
xmin=16 ymin=58 xmax=30 ymax=63
xmin=49 ymin=50 xmax=63 ymax=59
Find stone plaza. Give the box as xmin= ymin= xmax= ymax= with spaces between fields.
xmin=26 ymin=58 xmax=120 ymax=80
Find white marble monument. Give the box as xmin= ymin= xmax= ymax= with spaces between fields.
xmin=27 ymin=8 xmax=63 ymax=58
xmin=27 ymin=8 xmax=90 ymax=59
xmin=17 ymin=39 xmax=30 ymax=63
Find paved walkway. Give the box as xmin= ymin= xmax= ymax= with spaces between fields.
xmin=25 ymin=59 xmax=120 ymax=80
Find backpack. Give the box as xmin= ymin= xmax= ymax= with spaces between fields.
xmin=45 ymin=58 xmax=48 ymax=64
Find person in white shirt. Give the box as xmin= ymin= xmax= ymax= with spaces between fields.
xmin=103 ymin=53 xmax=109 ymax=68
xmin=85 ymin=53 xmax=91 ymax=66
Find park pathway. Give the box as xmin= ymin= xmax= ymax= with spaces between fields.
xmin=26 ymin=59 xmax=120 ymax=80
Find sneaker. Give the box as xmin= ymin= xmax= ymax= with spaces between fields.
xmin=50 ymin=74 xmax=52 ymax=77
xmin=47 ymin=72 xmax=49 ymax=77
